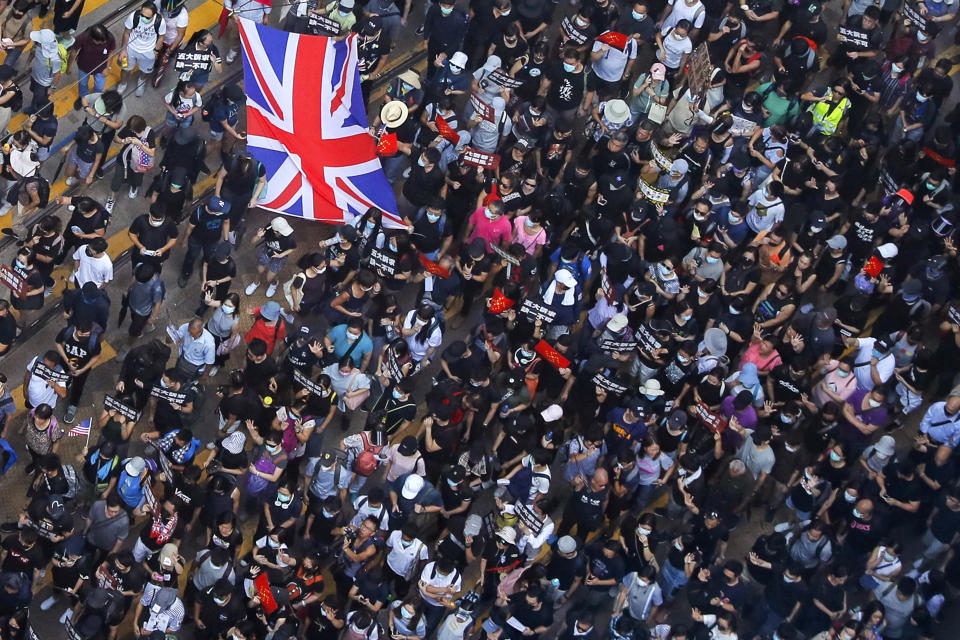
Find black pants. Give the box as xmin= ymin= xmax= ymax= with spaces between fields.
xmin=67 ymin=369 xmax=91 ymax=407
xmin=28 ymin=79 xmax=50 ymax=112
xmin=129 ymin=310 xmax=150 ymax=337
xmin=180 ymin=234 xmax=213 ymax=279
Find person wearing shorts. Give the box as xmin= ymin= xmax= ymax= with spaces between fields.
xmin=117 ymin=2 xmax=165 ymax=97
xmin=62 ymin=124 xmax=104 ymax=187
xmin=244 ymin=216 xmax=297 ymax=299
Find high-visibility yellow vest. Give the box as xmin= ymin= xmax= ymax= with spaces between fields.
xmin=808 ymin=95 xmax=850 ymax=135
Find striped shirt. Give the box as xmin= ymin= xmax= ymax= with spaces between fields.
xmin=878 ymin=64 xmax=911 ymax=109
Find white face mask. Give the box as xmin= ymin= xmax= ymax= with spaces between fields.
xmin=637 ymin=527 xmax=652 ymax=536
xmin=868 ymin=398 xmax=882 ymax=408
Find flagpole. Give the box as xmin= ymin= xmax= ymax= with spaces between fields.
xmin=82 ymin=401 xmax=95 ymax=451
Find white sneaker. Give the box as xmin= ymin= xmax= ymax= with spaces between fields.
xmin=245 ymin=282 xmax=260 ymax=295
xmin=225 ymin=50 xmax=238 ymax=64
xmin=128 ymin=186 xmax=139 ymax=199
xmin=59 ymin=609 xmax=72 ymax=624
xmin=40 ymin=595 xmax=57 ymax=610
xmin=135 ymin=82 xmax=145 ymax=97
xmin=104 ymin=198 xmax=115 ymax=214
xmin=402 ymin=167 xmax=412 ymax=179
xmin=116 ymin=83 xmax=127 ymax=93
xmin=208 ymin=366 xmax=219 ymax=377
xmin=265 ymin=282 xmax=277 ymax=298
xmin=65 ymin=177 xmax=78 ymax=186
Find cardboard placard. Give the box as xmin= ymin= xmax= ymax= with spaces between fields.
xmin=386 ymin=350 xmax=405 ymax=380
xmin=462 ymin=148 xmax=500 ymax=169
xmin=470 ymin=93 xmax=495 ymax=122
xmin=173 ymin=50 xmax=213 ymax=73
xmin=591 ymin=372 xmax=628 ymax=394
xmin=486 ymin=69 xmax=524 ymax=89
xmin=694 ymin=401 xmax=727 ymax=433
xmin=105 ymin=395 xmax=140 ymax=422
xmin=599 ymin=338 xmax=638 ymax=353
xmin=294 ymin=369 xmax=328 ymax=397
xmin=516 ymin=501 xmax=545 ymax=536
xmin=902 ymin=2 xmax=927 ymax=32
xmin=490 ymin=243 xmax=520 ymax=266
xmin=838 ymin=25 xmax=870 ymax=49
xmin=32 ymin=360 xmax=69 ymax=386
xmin=307 ymin=13 xmax=343 ymax=35
xmin=638 ymin=179 xmax=670 ymax=204
xmin=143 ymin=479 xmax=159 ymax=512
xmin=0 ymin=265 xmax=25 ymax=298
xmin=519 ymin=298 xmax=557 ymax=324
xmin=635 ymin=323 xmax=663 ymax=353
xmin=369 ymin=248 xmax=397 ymax=276
xmin=729 ymin=114 xmax=759 ymax=137
xmin=150 ymin=385 xmax=188 ymax=405
xmin=151 ymin=443 xmax=174 ymax=479
xmin=560 ymin=16 xmax=589 ymax=45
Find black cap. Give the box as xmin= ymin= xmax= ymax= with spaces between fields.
xmin=338 ymin=224 xmax=358 ymax=242
xmin=223 ymin=84 xmax=245 ymax=103
xmin=447 ymin=465 xmax=466 ymax=483
xmin=211 ymin=241 xmax=231 ymax=261
xmin=398 ymin=436 xmax=418 ymax=456
xmin=361 ymin=15 xmax=382 ymax=36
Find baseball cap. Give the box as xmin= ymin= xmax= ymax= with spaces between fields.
xmin=668 ymin=410 xmax=687 ymax=430
xmin=398 ymin=435 xmax=418 ymax=456
xmin=901 ymin=278 xmax=923 ymax=301
xmin=557 ymin=536 xmax=577 ymax=553
xmin=447 ymin=466 xmax=466 ymax=483
xmin=401 ymin=474 xmax=424 ymax=499
xmin=650 ymin=63 xmax=667 ymax=81
xmin=207 ymin=196 xmax=231 ymax=214
xmin=826 ymin=234 xmax=847 ymax=249
xmin=361 ymin=15 xmax=382 ymax=35
xmin=607 ymin=314 xmax=628 ymax=333
xmin=125 ymin=456 xmax=145 ymax=476
xmin=211 ymin=241 xmax=231 ymax=261
xmin=318 ymin=451 xmax=337 ymax=468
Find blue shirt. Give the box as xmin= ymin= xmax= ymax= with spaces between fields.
xmin=919 ymin=401 xmax=960 ymax=448
xmin=210 ymin=101 xmax=240 ymax=133
xmin=713 ymin=208 xmax=749 ymax=245
xmin=328 ymin=324 xmax=373 ymax=364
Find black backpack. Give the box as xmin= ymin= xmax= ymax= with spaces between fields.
xmin=5 ymin=175 xmax=50 ymax=208
xmin=4 ymin=83 xmax=22 ymax=112
xmin=201 ymin=89 xmax=224 ymax=122
xmin=131 ymin=10 xmax=162 ymax=37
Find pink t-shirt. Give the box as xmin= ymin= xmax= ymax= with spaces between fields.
xmin=467 ymin=207 xmax=512 ymax=253
xmin=813 ymin=360 xmax=858 ymax=407
xmin=738 ymin=342 xmax=783 ymax=374
xmin=511 ymin=216 xmax=547 ymax=254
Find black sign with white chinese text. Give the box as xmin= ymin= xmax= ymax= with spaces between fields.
xmin=519 ymin=298 xmax=557 ymax=324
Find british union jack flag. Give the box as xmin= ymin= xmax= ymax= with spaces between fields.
xmin=238 ymin=18 xmax=402 ymax=225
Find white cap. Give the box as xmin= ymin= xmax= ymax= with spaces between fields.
xmin=271 ymin=216 xmax=294 ymax=236
xmin=877 ymin=243 xmax=898 ymax=259
xmin=496 ymin=527 xmax=516 ymax=544
xmin=450 ymin=51 xmax=468 ymax=69
xmin=125 ymin=456 xmax=145 ymax=476
xmin=555 ymin=269 xmax=576 ymax=288
xmin=607 ymin=314 xmax=628 ymax=332
xmin=401 ymin=474 xmax=424 ymax=499
xmin=540 ymin=404 xmax=563 ymax=422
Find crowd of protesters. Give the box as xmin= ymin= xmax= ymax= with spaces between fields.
xmin=0 ymin=0 xmax=959 ymax=637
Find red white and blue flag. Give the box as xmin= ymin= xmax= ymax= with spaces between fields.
xmin=237 ymin=18 xmax=403 ymax=226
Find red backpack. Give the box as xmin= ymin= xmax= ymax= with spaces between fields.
xmin=352 ymin=432 xmax=385 ymax=477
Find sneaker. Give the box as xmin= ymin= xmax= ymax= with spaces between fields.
xmin=40 ymin=595 xmax=57 ymax=611
xmin=265 ymin=282 xmax=277 ymax=298
xmin=415 ymin=24 xmax=425 ymax=35
xmin=135 ymin=83 xmax=145 ymax=97
xmin=128 ymin=186 xmax=139 ymax=199
xmin=245 ymin=282 xmax=260 ymax=295
xmin=43 ymin=287 xmax=53 ymax=298
xmin=205 ymin=442 xmax=216 ymax=450
xmin=59 ymin=609 xmax=72 ymax=624
xmin=65 ymin=177 xmax=78 ymax=186
xmin=208 ymin=366 xmax=220 ymax=377
xmin=116 ymin=83 xmax=127 ymax=93
xmin=402 ymin=167 xmax=412 ymax=179
xmin=104 ymin=198 xmax=115 ymax=214
xmin=178 ymin=275 xmax=189 ymax=288
xmin=64 ymin=405 xmax=77 ymax=423
xmin=225 ymin=50 xmax=238 ymax=64
xmin=773 ymin=521 xmax=793 ymax=533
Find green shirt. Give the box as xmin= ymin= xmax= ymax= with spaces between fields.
xmin=757 ymin=82 xmax=799 ymax=127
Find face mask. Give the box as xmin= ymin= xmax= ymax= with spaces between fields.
xmin=322 ymin=508 xmax=334 ymax=517
xmin=401 ymin=608 xmax=414 ymax=619
xmin=644 ymin=394 xmax=658 ymax=401
xmin=266 ymin=444 xmax=280 ymax=453
xmin=392 ymin=388 xmax=404 ymax=400
xmin=637 ymin=527 xmax=652 ymax=536
xmin=784 ymin=444 xmax=797 ymax=452
xmin=868 ymin=398 xmax=882 ymax=408
xmin=426 ymin=212 xmax=441 ymax=222
xmin=500 ymin=7 xmax=510 ymax=14
xmin=780 ymin=414 xmax=794 ymax=424
xmin=140 ymin=15 xmax=152 ymax=23
xmin=916 ymin=92 xmax=929 ymax=102
xmin=267 ymin=538 xmax=280 ymax=548
xmin=277 ymin=493 xmax=292 ymax=503
xmin=563 ymin=62 xmax=576 ymax=72
xmin=417 ymin=156 xmax=427 ymax=167
xmin=705 ymin=255 xmax=720 ymax=264
xmin=677 ymin=354 xmax=690 ymax=364
xmin=852 ymin=508 xmax=863 ymax=519
xmin=632 ymin=9 xmax=645 ymax=18
xmin=728 ymin=305 xmax=739 ymax=314
xmin=221 ymin=304 xmax=235 ymax=314
xmin=446 ymin=478 xmax=458 ymax=487
xmin=658 ymin=264 xmax=674 ymax=278
xmin=674 ymin=31 xmax=685 ymax=40
xmin=365 ymin=220 xmax=376 ymax=231
xmin=160 ymin=379 xmax=169 ymax=389
xmin=882 ymin=551 xmax=895 ymax=561
xmin=783 ymin=574 xmax=796 ymax=583
xmin=14 ymin=260 xmax=25 ymax=270
xmin=891 ymin=64 xmax=903 ymax=74
xmin=450 ymin=65 xmax=462 ymax=74
xmin=836 ymin=369 xmax=850 ymax=378
xmin=697 ymin=289 xmax=708 ymax=299
xmin=519 ymin=348 xmax=533 ymax=358
xmin=680 ymin=315 xmax=693 ymax=323
xmin=674 ymin=541 xmax=683 ymax=550
xmin=484 ymin=208 xmax=496 ymax=220
xmin=574 ymin=16 xmax=587 ymax=26
xmin=149 ymin=217 xmax=165 ymax=227
xmin=440 ymin=5 xmax=452 ymax=13
xmin=844 ymin=492 xmax=857 ymax=502
xmin=347 ymin=332 xmax=360 ymax=342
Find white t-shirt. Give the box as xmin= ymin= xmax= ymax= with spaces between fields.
xmin=155 ymin=4 xmax=189 ymax=44
xmin=72 ymin=245 xmax=113 ymax=288
xmin=26 ymin=356 xmax=60 ymax=408
xmin=402 ymin=310 xmax=443 ymax=360
xmin=658 ymin=26 xmax=692 ymax=69
xmin=418 ymin=561 xmax=462 ymax=607
xmin=662 ymin=0 xmax=706 ymax=30
xmin=854 ymin=338 xmax=896 ymax=390
xmin=591 ymin=39 xmax=638 ymax=82
xmin=745 ymin=189 xmax=785 ymax=233
xmin=123 ymin=12 xmax=166 ymax=54
xmin=384 ymin=445 xmax=425 ymax=482
xmin=386 ymin=530 xmax=430 ymax=579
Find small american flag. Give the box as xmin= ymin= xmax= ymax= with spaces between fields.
xmin=67 ymin=418 xmax=92 ymax=437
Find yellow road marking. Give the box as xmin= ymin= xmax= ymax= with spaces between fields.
xmin=8 ymin=339 xmax=117 ymax=414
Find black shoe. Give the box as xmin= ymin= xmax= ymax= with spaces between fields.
xmin=95 ymin=167 xmax=104 ymax=179
xmin=764 ymin=506 xmax=777 ymax=522
xmin=178 ymin=275 xmax=189 ymax=288
xmin=415 ymin=24 xmax=425 ymax=35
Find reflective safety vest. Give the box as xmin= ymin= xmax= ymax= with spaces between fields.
xmin=808 ymin=95 xmax=850 ymax=135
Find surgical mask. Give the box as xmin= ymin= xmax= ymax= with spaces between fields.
xmin=852 ymin=508 xmax=863 ymax=519
xmin=783 ymin=575 xmax=796 ymax=583
xmin=149 ymin=218 xmax=164 ymax=227
xmin=674 ymin=541 xmax=683 ymax=550
xmin=658 ymin=264 xmax=674 ymax=278
xmin=417 ymin=156 xmax=427 ymax=167
xmin=728 ymin=305 xmax=739 ymax=314
xmin=401 ymin=608 xmax=414 ymax=619
xmin=400 ymin=538 xmax=413 ymax=547
xmin=836 ymin=369 xmax=850 ymax=378
xmin=637 ymin=527 xmax=652 ymax=536
xmin=322 ymin=508 xmax=334 ymax=517
xmin=484 ymin=207 xmax=496 ymax=220
xmin=677 ymin=354 xmax=690 ymax=364
xmin=266 ymin=444 xmax=280 ymax=453
xmin=160 ymin=379 xmax=169 ymax=388
xmin=563 ymin=62 xmax=576 ymax=72
xmin=673 ymin=31 xmax=685 ymax=40
xmin=450 ymin=64 xmax=462 ymax=74
xmin=500 ymin=7 xmax=510 ymax=14
xmin=426 ymin=212 xmax=441 ymax=222
xmin=392 ymin=388 xmax=404 ymax=400
xmin=214 ymin=596 xmax=228 ymax=605
xmin=645 ymin=394 xmax=658 ymax=401
xmin=780 ymin=414 xmax=793 ymax=424
xmin=446 ymin=478 xmax=458 ymax=487
xmin=339 ymin=9 xmax=351 ymax=15
xmin=705 ymin=255 xmax=720 ymax=264
xmin=267 ymin=538 xmax=280 ymax=548
xmin=277 ymin=493 xmax=292 ymax=503
xmin=365 ymin=220 xmax=376 ymax=231
xmin=632 ymin=9 xmax=645 ymax=19
xmin=916 ymin=92 xmax=929 ymax=102
xmin=830 ymin=451 xmax=842 ymax=462
xmin=844 ymin=491 xmax=857 ymax=503
xmin=891 ymin=64 xmax=903 ymax=74
xmin=347 ymin=332 xmax=360 ymax=342
xmin=14 ymin=260 xmax=25 ymax=270
xmin=697 ymin=288 xmax=708 ymax=299
xmin=140 ymin=15 xmax=152 ymax=23
xmin=868 ymin=398 xmax=882 ymax=408
xmin=222 ymin=305 xmax=235 ymax=314
xmin=882 ymin=551 xmax=895 ymax=561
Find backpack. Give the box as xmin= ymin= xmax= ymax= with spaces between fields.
xmin=414 ymin=207 xmax=446 ymax=235
xmin=44 ymin=44 xmax=68 ymax=74
xmin=200 ymin=89 xmax=224 ymax=122
xmin=62 ymin=464 xmax=78 ymax=500
xmin=506 ymin=465 xmax=549 ymax=502
xmin=2 ymin=83 xmax=22 ymax=112
xmin=351 ymin=431 xmax=385 ymax=477
xmin=132 ymin=10 xmax=162 ymax=38
xmin=5 ymin=175 xmax=50 ymax=208
xmin=131 ymin=126 xmax=154 ymax=173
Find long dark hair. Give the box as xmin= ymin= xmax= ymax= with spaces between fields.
xmin=414 ymin=304 xmax=437 ymax=344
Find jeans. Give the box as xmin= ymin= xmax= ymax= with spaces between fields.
xmin=657 ymin=560 xmax=688 ymax=601
xmin=78 ymin=70 xmax=106 ymax=97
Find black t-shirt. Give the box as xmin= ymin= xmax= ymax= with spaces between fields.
xmin=198 ymin=589 xmax=246 ymax=632
xmin=188 ymin=206 xmax=228 ymax=243
xmin=0 ymin=537 xmax=45 ymax=574
xmin=74 ymin=137 xmax=105 ymax=164
xmin=402 ymin=164 xmax=446 ymax=208
xmin=128 ymin=213 xmax=178 ymax=253
xmin=690 ymin=518 xmax=730 ymax=561
xmin=545 ymin=62 xmax=585 ymax=111
xmin=56 ymin=326 xmax=102 ymax=367
xmin=545 ymin=550 xmax=586 ymax=590
xmin=263 ymin=228 xmax=296 ymax=258
xmin=66 ymin=205 xmax=108 ymax=239
xmin=205 ymin=257 xmax=236 ymax=284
